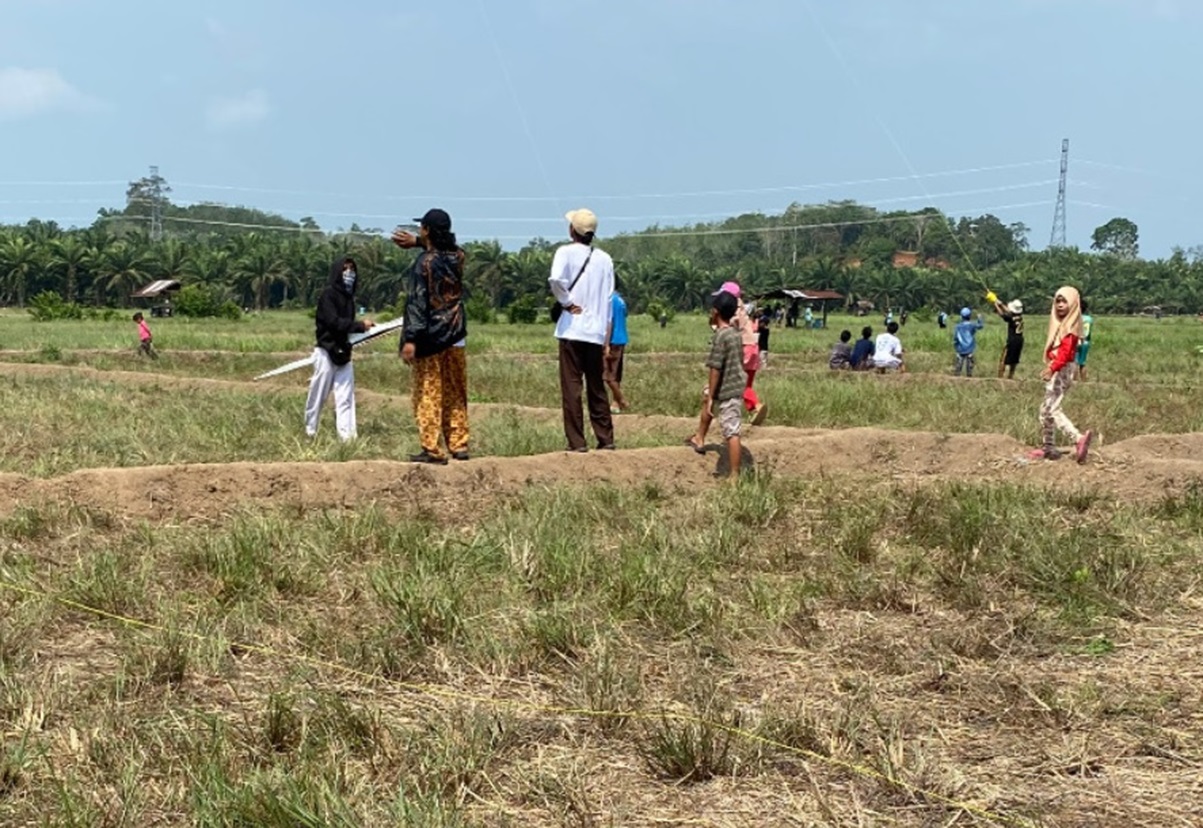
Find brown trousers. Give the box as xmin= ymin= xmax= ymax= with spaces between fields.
xmin=558 ymin=339 xmax=614 ymax=450
xmin=411 ymin=347 xmax=469 ymax=458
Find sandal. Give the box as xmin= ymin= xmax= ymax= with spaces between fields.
xmin=684 ymin=436 xmax=705 ymax=454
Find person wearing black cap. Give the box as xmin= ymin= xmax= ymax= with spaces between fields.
xmin=391 ymin=209 xmax=469 ymax=464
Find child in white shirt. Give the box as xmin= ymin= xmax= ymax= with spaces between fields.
xmin=872 ymin=321 xmax=905 ymax=372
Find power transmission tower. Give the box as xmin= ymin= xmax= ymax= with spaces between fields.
xmin=149 ymin=165 xmax=164 ymax=242
xmin=1049 ymin=139 xmax=1068 ymax=248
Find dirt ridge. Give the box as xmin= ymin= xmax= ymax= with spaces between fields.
xmin=4 ymin=429 xmax=1201 ymax=522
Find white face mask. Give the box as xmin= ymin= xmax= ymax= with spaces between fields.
xmin=342 ymin=269 xmax=356 ymax=289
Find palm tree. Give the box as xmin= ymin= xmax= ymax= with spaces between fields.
xmin=22 ymin=218 xmax=62 ymax=245
xmin=656 ymin=254 xmax=711 ymax=311
xmin=101 ymin=242 xmax=151 ymax=306
xmin=508 ymin=247 xmax=553 ymax=302
xmin=619 ymin=259 xmax=659 ymax=313
xmin=347 ymin=236 xmax=390 ymax=310
xmin=808 ymin=256 xmax=844 ymax=291
xmin=49 ymin=235 xmax=92 ymax=303
xmin=232 ymin=246 xmax=286 ymax=311
xmin=861 ymin=267 xmax=909 ymax=313
xmin=153 ymin=238 xmax=192 ymax=282
xmin=464 ymin=240 xmax=510 ymax=308
xmin=375 ymin=248 xmax=415 ymax=311
xmin=186 ymin=247 xmax=231 ymax=289
xmin=280 ymin=238 xmax=330 ymax=306
xmin=0 ymin=235 xmax=40 ymax=306
xmin=829 ymin=260 xmax=862 ymax=310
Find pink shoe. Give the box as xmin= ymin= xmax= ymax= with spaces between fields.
xmin=1075 ymin=430 xmax=1094 ymax=464
xmin=1028 ymin=447 xmax=1062 ymax=461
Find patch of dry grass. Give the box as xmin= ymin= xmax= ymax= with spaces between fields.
xmin=0 ymin=475 xmax=1200 ymax=825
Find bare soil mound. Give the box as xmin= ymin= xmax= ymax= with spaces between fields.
xmin=2 ymin=427 xmax=1200 ymax=522
xmin=2 ymin=360 xmax=1199 ymax=520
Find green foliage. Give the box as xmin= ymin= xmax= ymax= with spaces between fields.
xmin=174 ymin=283 xmax=241 ymax=319
xmin=383 ymin=294 xmax=406 ymax=321
xmin=645 ymin=298 xmax=676 ymax=323
xmin=465 ymin=294 xmax=497 ymax=324
xmin=27 ymin=291 xmax=84 ymax=322
xmin=639 ymin=682 xmax=739 ymax=783
xmin=506 ymin=294 xmax=541 ymax=324
xmin=2 ymin=180 xmax=1201 ymax=314
xmin=1092 ymin=217 xmax=1140 ymax=260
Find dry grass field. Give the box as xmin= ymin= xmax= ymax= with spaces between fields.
xmin=1 ymin=309 xmax=1201 ymax=827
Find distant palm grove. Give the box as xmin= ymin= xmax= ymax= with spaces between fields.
xmin=2 ymin=174 xmax=1200 ymax=318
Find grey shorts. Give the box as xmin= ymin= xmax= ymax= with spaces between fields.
xmin=716 ymin=397 xmax=742 ymax=439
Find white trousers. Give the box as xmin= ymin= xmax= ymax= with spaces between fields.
xmin=304 ymin=347 xmax=357 ymax=440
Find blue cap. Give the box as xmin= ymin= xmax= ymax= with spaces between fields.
xmin=960 ymin=307 xmax=972 ymax=319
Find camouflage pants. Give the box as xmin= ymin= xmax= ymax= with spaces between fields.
xmin=1040 ymin=366 xmax=1082 ymax=449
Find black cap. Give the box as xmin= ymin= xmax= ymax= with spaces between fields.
xmin=413 ymin=208 xmax=452 ymax=232
xmin=712 ymin=290 xmax=739 ymax=320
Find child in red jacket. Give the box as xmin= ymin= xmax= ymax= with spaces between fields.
xmin=1030 ymin=286 xmax=1094 ymax=463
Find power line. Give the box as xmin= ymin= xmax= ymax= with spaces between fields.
xmin=1074 ymin=158 xmax=1173 ymax=180
xmin=166 ymin=159 xmax=1058 ymax=203
xmin=87 ymin=199 xmax=1054 ymax=241
xmin=0 ymin=159 xmax=1054 ymax=200
xmin=118 ymin=179 xmax=1056 ymax=227
xmin=10 ymin=178 xmax=1104 ymax=214
xmin=1068 ymin=199 xmax=1121 ymax=211
xmin=0 ymin=198 xmax=124 ymax=206
xmin=0 ymin=180 xmax=126 ymax=187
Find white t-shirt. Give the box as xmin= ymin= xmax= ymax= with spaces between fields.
xmin=549 ymin=242 xmax=615 ymax=346
xmin=873 ymin=333 xmax=903 ymax=368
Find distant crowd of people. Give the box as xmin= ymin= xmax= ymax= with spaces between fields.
xmin=822 ymin=288 xmax=1094 ymax=463
xmin=826 ymin=294 xmax=1093 ymax=385
xmin=299 ymin=205 xmax=1095 ymax=473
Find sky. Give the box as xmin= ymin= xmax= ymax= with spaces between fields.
xmin=1 ymin=0 xmax=1200 ymax=257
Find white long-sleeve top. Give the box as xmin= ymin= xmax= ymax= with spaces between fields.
xmin=549 ymin=241 xmax=615 ymax=345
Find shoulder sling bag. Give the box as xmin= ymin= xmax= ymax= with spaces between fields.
xmin=550 ymin=247 xmax=594 ymax=323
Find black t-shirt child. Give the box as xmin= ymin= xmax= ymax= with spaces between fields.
xmin=1001 ymin=312 xmax=1024 ymax=344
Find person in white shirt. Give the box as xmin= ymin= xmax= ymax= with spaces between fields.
xmin=549 ymin=208 xmax=616 ymax=452
xmin=872 ymin=321 xmax=905 ymax=372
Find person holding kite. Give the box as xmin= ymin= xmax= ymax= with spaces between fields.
xmin=991 ymin=295 xmax=1025 ymax=379
xmin=392 ymin=209 xmax=469 ymax=464
xmin=305 ymin=256 xmax=374 ymax=441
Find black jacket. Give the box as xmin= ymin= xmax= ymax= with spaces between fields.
xmin=315 ymin=257 xmax=367 ymax=365
xmin=402 ymin=247 xmax=467 ymax=358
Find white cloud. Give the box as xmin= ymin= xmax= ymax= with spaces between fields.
xmin=0 ymin=67 xmax=98 ymax=120
xmin=206 ymin=89 xmax=270 ymax=130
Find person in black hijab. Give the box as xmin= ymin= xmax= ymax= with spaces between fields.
xmin=305 ymin=256 xmax=373 ymax=440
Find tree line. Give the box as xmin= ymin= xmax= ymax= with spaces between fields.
xmin=2 ymin=175 xmax=1200 ymax=318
